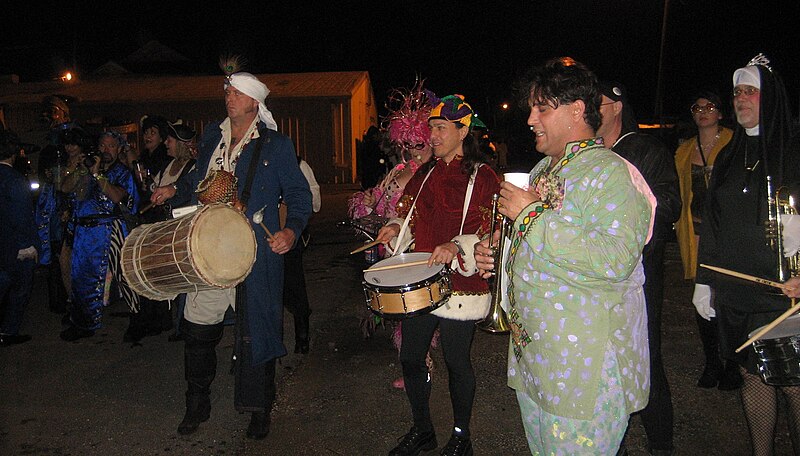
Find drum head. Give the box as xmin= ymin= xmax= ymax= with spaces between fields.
xmin=190 ymin=204 xmax=257 ymax=286
xmin=749 ymin=313 xmax=800 ymax=340
xmin=364 ymin=252 xmax=443 ymax=287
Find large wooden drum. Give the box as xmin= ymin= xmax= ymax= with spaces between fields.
xmin=121 ymin=204 xmax=257 ymax=301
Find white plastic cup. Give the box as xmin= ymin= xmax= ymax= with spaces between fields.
xmin=503 ymin=172 xmax=530 ymax=191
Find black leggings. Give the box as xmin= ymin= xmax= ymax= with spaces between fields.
xmin=399 ymin=313 xmax=477 ymax=437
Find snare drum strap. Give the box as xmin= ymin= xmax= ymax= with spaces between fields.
xmin=459 ymin=165 xmax=481 ymax=236
xmin=391 ymin=165 xmax=481 ymax=256
xmin=239 ymin=127 xmax=267 ymax=208
xmin=392 ymin=167 xmax=435 ymax=256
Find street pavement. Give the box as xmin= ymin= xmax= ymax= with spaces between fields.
xmin=0 ymin=184 xmax=796 ymax=455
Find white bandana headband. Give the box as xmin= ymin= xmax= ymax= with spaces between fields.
xmin=225 ymin=72 xmax=278 ymax=131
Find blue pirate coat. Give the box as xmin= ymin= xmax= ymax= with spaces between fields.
xmin=174 ymin=121 xmax=312 ymax=365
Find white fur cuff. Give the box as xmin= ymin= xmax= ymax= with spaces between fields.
xmin=450 ymin=234 xmax=480 ymax=277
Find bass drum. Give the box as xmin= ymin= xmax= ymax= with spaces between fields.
xmin=121 ymin=203 xmax=257 ymax=301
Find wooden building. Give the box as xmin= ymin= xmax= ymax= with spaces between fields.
xmin=0 ymin=71 xmax=378 ymax=184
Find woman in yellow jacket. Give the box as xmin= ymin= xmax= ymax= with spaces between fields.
xmin=675 ymin=90 xmax=740 ymax=390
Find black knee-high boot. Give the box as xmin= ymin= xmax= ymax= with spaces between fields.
xmin=178 ymin=318 xmax=224 ymax=435
xmin=696 ymin=314 xmax=724 ymax=388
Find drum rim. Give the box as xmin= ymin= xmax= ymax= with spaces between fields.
xmin=366 ymin=289 xmax=452 ymax=319
xmin=362 ymin=269 xmax=448 ymax=293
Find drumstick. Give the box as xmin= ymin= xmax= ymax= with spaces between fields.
xmin=736 ymin=298 xmax=799 ymax=353
xmin=350 ymin=239 xmax=382 ymax=255
xmin=258 ymin=223 xmax=276 ymax=242
xmin=363 ymin=259 xmax=433 ymax=273
xmin=138 ymin=202 xmax=154 ymax=214
xmin=700 ymin=264 xmax=784 ymax=289
xmin=251 ymin=207 xmax=276 ymax=242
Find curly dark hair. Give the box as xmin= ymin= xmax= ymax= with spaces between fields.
xmin=517 ymin=57 xmax=602 ymax=131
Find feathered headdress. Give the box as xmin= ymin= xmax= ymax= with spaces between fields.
xmin=219 ymin=54 xmax=247 ymax=83
xmin=381 ymin=78 xmax=436 ymax=151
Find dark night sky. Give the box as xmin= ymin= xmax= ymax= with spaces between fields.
xmin=4 ymin=0 xmax=799 ymax=129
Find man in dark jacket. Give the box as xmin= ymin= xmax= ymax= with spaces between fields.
xmin=597 ymin=82 xmax=682 ymax=456
xmin=151 ymin=71 xmax=312 ymax=440
xmin=0 ymin=130 xmax=37 ymax=346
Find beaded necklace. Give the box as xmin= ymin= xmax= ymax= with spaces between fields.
xmin=214 ymin=128 xmax=257 ymax=171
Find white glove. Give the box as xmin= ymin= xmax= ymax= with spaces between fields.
xmin=692 ymin=284 xmax=715 ymax=321
xmin=781 ymin=214 xmax=800 ymax=258
xmin=16 ymin=246 xmax=37 ymax=262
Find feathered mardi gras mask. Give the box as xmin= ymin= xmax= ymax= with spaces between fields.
xmin=381 ymin=79 xmax=435 ymax=151
xmin=429 ymin=94 xmax=486 ymax=130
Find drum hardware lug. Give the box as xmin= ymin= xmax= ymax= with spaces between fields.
xmin=363 ymin=287 xmax=373 ymax=311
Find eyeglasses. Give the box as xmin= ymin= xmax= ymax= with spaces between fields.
xmin=733 ymin=86 xmax=760 ymax=98
xmin=691 ymin=103 xmax=717 ymax=115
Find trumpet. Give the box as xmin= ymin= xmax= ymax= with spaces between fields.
xmin=476 ymin=193 xmax=510 ymax=334
xmin=766 ymin=175 xmax=800 ymax=281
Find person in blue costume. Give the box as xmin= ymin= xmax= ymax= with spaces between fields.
xmin=35 ymin=144 xmax=69 ymax=313
xmin=60 ymin=130 xmax=140 ymax=341
xmin=150 ymin=69 xmax=312 ymax=440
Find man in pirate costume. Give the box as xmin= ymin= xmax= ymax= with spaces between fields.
xmin=474 ymin=57 xmax=655 ymax=454
xmin=375 ymin=94 xmax=499 ymax=456
xmin=151 ymin=66 xmax=312 ymax=439
xmin=695 ymin=54 xmax=800 ymax=456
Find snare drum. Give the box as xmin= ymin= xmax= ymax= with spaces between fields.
xmin=363 ymin=252 xmax=452 ymax=319
xmin=750 ymin=313 xmax=800 ymax=386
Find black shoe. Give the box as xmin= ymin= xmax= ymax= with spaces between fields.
xmin=177 ymin=402 xmax=211 ymax=435
xmin=123 ymin=328 xmax=145 ymax=343
xmin=440 ymin=434 xmax=472 ymax=456
xmin=144 ymin=327 xmax=164 ymax=338
xmin=60 ymin=326 xmax=95 ymax=342
xmin=389 ymin=427 xmax=437 ymax=455
xmin=0 ymin=334 xmax=32 ymax=347
xmin=61 ymin=313 xmax=71 ymax=326
xmin=696 ymin=361 xmax=723 ymax=388
xmin=718 ymin=361 xmax=744 ymax=391
xmin=246 ymin=412 xmax=270 ymax=440
xmin=295 ymin=337 xmax=309 ymax=354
